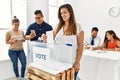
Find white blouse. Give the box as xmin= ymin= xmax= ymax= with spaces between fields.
xmin=54 ymin=24 xmax=83 ymax=64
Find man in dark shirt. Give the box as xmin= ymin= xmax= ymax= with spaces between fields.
xmin=25 ymin=10 xmax=53 ymax=63
xmin=25 ymin=10 xmax=53 ymax=41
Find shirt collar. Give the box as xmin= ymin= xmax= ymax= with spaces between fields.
xmin=36 ymin=21 xmax=45 ymax=26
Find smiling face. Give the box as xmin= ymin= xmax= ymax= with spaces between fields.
xmin=35 ymin=13 xmax=44 ymax=24
xmin=106 ymin=32 xmax=113 ymax=40
xmin=91 ymin=30 xmax=98 ymax=38
xmin=60 ymin=8 xmax=70 ymax=22
xmin=12 ymin=22 xmax=19 ymax=30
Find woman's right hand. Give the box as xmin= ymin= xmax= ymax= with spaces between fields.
xmin=10 ymin=38 xmax=17 ymax=44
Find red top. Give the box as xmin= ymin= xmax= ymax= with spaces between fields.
xmin=107 ymin=40 xmax=117 ymax=49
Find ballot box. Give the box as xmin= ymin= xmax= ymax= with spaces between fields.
xmin=27 ymin=61 xmax=74 ymax=80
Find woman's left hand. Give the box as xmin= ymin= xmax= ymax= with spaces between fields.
xmin=73 ymin=61 xmax=80 ymax=72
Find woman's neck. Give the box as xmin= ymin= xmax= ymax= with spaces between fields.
xmin=110 ymin=38 xmax=115 ymax=43
xmin=64 ymin=21 xmax=69 ymax=27
xmin=13 ymin=28 xmax=19 ymax=32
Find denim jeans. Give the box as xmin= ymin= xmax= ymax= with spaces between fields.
xmin=74 ymin=72 xmax=78 ymax=80
xmin=8 ymin=49 xmax=26 ymax=78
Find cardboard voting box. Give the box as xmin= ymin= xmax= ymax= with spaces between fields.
xmin=27 ymin=61 xmax=74 ymax=80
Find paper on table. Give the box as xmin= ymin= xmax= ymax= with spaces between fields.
xmin=93 ymin=50 xmax=107 ymax=53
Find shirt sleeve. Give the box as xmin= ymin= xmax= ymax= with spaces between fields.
xmin=91 ymin=36 xmax=101 ymax=47
xmin=45 ymin=22 xmax=53 ymax=31
xmin=94 ymin=36 xmax=101 ymax=47
xmin=84 ymin=37 xmax=90 ymax=46
xmin=48 ymin=25 xmax=53 ymax=31
xmin=76 ymin=23 xmax=83 ymax=35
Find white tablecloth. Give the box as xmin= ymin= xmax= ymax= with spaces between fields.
xmin=78 ymin=50 xmax=120 ymax=80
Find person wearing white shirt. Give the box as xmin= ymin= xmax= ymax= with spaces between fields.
xmin=85 ymin=27 xmax=101 ymax=49
xmin=53 ymin=4 xmax=84 ymax=80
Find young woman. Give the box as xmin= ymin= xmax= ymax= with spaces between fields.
xmin=93 ymin=30 xmax=120 ymax=51
xmin=53 ymin=4 xmax=84 ymax=80
xmin=5 ymin=16 xmax=26 ymax=79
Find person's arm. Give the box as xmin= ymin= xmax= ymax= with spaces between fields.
xmin=93 ymin=36 xmax=101 ymax=47
xmin=25 ymin=34 xmax=35 ymax=40
xmin=48 ymin=25 xmax=53 ymax=31
xmin=6 ymin=31 xmax=16 ymax=44
xmin=73 ymin=31 xmax=84 ymax=72
xmin=92 ymin=42 xmax=105 ymax=50
xmin=115 ymin=40 xmax=120 ymax=51
xmin=53 ymin=30 xmax=56 ymax=40
xmin=25 ymin=25 xmax=36 ymax=40
xmin=21 ymin=31 xmax=25 ymax=42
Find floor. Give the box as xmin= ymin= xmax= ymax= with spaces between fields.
xmin=5 ymin=77 xmax=29 ymax=80
xmin=5 ymin=77 xmax=17 ymax=80
xmin=5 ymin=76 xmax=81 ymax=80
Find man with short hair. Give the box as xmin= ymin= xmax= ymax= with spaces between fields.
xmin=25 ymin=10 xmax=53 ymax=63
xmin=85 ymin=27 xmax=101 ymax=49
xmin=25 ymin=10 xmax=53 ymax=41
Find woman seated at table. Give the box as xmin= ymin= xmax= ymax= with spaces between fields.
xmin=93 ymin=30 xmax=120 ymax=51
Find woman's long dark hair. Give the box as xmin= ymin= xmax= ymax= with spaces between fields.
xmin=55 ymin=4 xmax=77 ymax=36
xmin=104 ymin=30 xmax=120 ymax=48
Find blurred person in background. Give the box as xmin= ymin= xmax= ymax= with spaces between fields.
xmin=93 ymin=30 xmax=120 ymax=51
xmin=84 ymin=27 xmax=101 ymax=50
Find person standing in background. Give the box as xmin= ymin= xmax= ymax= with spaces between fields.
xmin=53 ymin=4 xmax=84 ymax=80
xmin=5 ymin=16 xmax=26 ymax=80
xmin=25 ymin=10 xmax=53 ymax=42
xmin=84 ymin=27 xmax=101 ymax=50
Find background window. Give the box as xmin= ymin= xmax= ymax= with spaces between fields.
xmin=0 ymin=0 xmax=27 ymax=61
xmin=48 ymin=0 xmax=64 ymax=28
xmin=12 ymin=0 xmax=27 ymax=28
xmin=0 ymin=0 xmax=11 ymax=28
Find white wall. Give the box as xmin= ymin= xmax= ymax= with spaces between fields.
xmin=0 ymin=0 xmax=48 ymax=79
xmin=26 ymin=0 xmax=48 ymax=63
xmin=27 ymin=0 xmax=49 ymax=25
xmin=65 ymin=0 xmax=120 ymax=43
xmin=0 ymin=60 xmax=14 ymax=79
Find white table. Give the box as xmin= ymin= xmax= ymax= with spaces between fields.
xmin=78 ymin=50 xmax=120 ymax=80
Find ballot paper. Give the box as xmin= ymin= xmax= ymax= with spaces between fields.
xmin=46 ymin=31 xmax=54 ymax=44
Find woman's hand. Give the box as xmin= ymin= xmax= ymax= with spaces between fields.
xmin=73 ymin=61 xmax=80 ymax=72
xmin=115 ymin=47 xmax=120 ymax=51
xmin=10 ymin=38 xmax=17 ymax=44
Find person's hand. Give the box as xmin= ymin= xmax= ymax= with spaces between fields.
xmin=10 ymin=38 xmax=17 ymax=44
xmin=84 ymin=45 xmax=90 ymax=49
xmin=73 ymin=61 xmax=80 ymax=72
xmin=19 ymin=38 xmax=25 ymax=42
xmin=41 ymin=34 xmax=47 ymax=43
xmin=115 ymin=47 xmax=120 ymax=51
xmin=29 ymin=33 xmax=36 ymax=39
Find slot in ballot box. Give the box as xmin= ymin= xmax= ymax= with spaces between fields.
xmin=27 ymin=61 xmax=74 ymax=80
